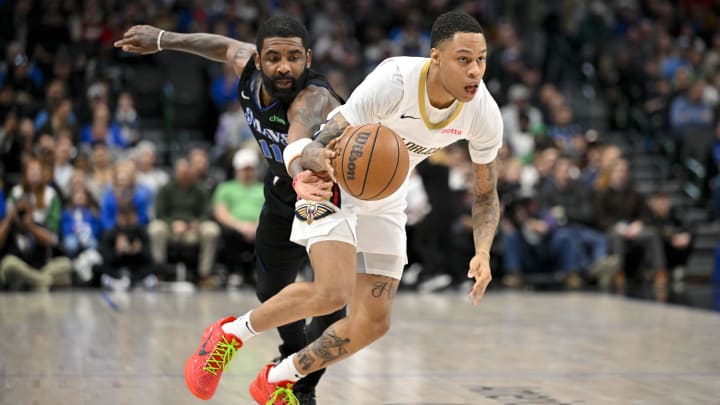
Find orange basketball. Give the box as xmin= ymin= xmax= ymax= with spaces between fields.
xmin=331 ymin=123 xmax=410 ymax=201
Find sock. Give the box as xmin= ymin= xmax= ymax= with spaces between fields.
xmin=221 ymin=310 xmax=258 ymax=342
xmin=268 ymin=354 xmax=306 ymax=383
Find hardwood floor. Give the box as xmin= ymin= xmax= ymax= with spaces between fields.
xmin=1 ymin=290 xmax=718 ymax=404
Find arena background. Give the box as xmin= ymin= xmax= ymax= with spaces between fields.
xmin=1 ymin=1 xmax=720 ymax=404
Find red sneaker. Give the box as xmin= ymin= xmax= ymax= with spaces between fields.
xmin=184 ymin=316 xmax=243 ymax=400
xmin=249 ymin=363 xmax=298 ymax=405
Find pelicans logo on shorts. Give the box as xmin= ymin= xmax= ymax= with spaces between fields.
xmin=295 ymin=202 xmax=336 ymax=225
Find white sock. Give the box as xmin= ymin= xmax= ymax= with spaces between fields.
xmin=221 ymin=310 xmax=259 ymax=342
xmin=268 ymin=354 xmax=306 ymax=383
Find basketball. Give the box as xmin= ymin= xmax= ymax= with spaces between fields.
xmin=331 ymin=123 xmax=410 ymax=201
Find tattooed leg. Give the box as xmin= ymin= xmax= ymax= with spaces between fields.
xmin=294 ymin=274 xmax=398 ymax=374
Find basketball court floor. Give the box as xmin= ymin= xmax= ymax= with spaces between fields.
xmin=1 ymin=290 xmax=719 ymax=404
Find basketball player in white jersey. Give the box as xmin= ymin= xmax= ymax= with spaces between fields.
xmin=184 ymin=11 xmax=502 ymax=403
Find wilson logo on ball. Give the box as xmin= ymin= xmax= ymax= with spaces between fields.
xmin=347 ymin=130 xmax=371 ymax=180
xmin=332 ymin=124 xmax=409 ymax=201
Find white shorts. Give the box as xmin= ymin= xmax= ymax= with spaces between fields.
xmin=290 ymin=197 xmax=408 ymax=280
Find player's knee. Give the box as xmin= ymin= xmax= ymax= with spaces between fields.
xmin=356 ymin=312 xmax=391 ymax=340
xmin=313 ymin=286 xmax=352 ymax=315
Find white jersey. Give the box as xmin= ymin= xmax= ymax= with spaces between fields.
xmin=292 ymin=56 xmax=503 ymax=267
xmin=336 ymin=56 xmax=502 ymax=213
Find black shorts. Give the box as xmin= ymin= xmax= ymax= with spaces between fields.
xmin=255 ymin=206 xmax=307 ymax=275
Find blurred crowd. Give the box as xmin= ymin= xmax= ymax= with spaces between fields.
xmin=1 ymin=0 xmax=719 ymax=303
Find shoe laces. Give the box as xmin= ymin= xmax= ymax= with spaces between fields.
xmin=267 ymin=383 xmax=299 ymax=405
xmin=203 ymin=336 xmax=238 ymax=376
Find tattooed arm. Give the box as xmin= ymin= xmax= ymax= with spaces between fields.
xmin=285 ymin=86 xmax=343 ymax=200
xmin=114 ymin=25 xmax=255 ymax=76
xmin=286 ymin=111 xmax=350 ymax=179
xmin=467 ymin=159 xmax=500 ymax=306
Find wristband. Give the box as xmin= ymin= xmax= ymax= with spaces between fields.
xmin=283 ymin=138 xmax=313 ymax=173
xmin=157 ymin=30 xmax=166 ymax=51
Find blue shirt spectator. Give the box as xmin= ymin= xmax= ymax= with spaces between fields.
xmin=210 ymin=63 xmax=239 ymax=111
xmin=0 ymin=190 xmax=5 ymax=219
xmin=99 ymin=160 xmax=153 ymax=231
xmin=80 ymin=121 xmax=127 ymax=149
xmin=60 ymin=206 xmax=102 ymax=257
xmin=670 ymin=81 xmax=715 ymax=135
xmin=100 ymin=184 xmax=153 ymax=231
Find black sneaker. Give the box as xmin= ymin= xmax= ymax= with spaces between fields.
xmin=294 ymin=390 xmax=317 ymax=405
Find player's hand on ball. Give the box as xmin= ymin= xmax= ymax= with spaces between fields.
xmin=300 ymin=144 xmax=337 ymax=181
xmin=467 ymin=254 xmax=492 ymax=306
xmin=293 ymin=170 xmax=334 ymax=202
xmin=114 ymin=25 xmax=163 ymax=54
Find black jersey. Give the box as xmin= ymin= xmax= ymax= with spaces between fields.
xmin=238 ymin=62 xmax=343 ymax=218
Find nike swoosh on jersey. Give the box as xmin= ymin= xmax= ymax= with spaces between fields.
xmin=240 ymin=90 xmax=250 ymax=100
xmin=400 ymin=113 xmax=420 ymax=119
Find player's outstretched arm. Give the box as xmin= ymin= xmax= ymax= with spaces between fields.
xmin=113 ymin=25 xmax=255 ymax=75
xmin=467 ymin=160 xmax=500 ymax=306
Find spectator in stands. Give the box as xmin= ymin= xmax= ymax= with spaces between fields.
xmin=539 ymin=156 xmax=616 ymax=288
xmin=190 ymin=147 xmax=222 ymax=193
xmin=0 ymin=110 xmax=25 ymax=185
xmin=0 ymin=163 xmax=5 ymax=217
xmin=34 ymin=79 xmax=76 ymax=130
xmin=0 ymin=158 xmax=71 ymax=291
xmin=210 ymin=62 xmax=239 ymax=112
xmin=149 ymin=158 xmax=220 ymax=286
xmin=133 ymin=140 xmax=168 ymax=197
xmin=87 ymin=142 xmax=114 ymax=202
xmin=115 ymin=91 xmax=140 ymax=146
xmin=60 ymin=185 xmax=101 ymax=258
xmin=389 ymin=10 xmax=430 ymax=57
xmin=212 ymin=148 xmax=264 ymax=288
xmin=80 ymin=102 xmax=127 ymax=150
xmin=592 ymin=143 xmax=623 ymax=192
xmin=60 ymin=184 xmax=102 ymax=284
xmin=501 ymin=194 xmax=584 ymax=289
xmin=413 ymin=151 xmax=457 ymax=292
xmin=645 ymin=191 xmax=694 ymax=277
xmin=501 ymin=84 xmax=543 ymax=146
xmin=94 ymin=204 xmax=159 ymax=291
xmin=36 ymin=96 xmax=73 ymax=136
xmin=670 ymin=79 xmax=715 ymax=162
xmin=521 ymin=145 xmax=559 ymax=196
xmin=497 ymin=157 xmax=525 ymax=205
xmin=548 ymin=104 xmax=583 ymax=153
xmin=594 ymin=158 xmax=667 ymax=299
xmin=53 ymin=129 xmax=74 ymax=198
xmin=214 ymin=100 xmax=253 ymax=162
xmin=100 ymin=159 xmax=152 ymax=231
xmin=401 ymin=169 xmax=430 ymax=288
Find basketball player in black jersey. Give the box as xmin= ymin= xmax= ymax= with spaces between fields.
xmin=115 ymin=17 xmax=345 ymax=404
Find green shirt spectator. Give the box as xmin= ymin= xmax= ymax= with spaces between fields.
xmin=212 ymin=180 xmax=264 ymax=222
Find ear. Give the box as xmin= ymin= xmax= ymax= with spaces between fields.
xmin=254 ymin=51 xmax=261 ymax=70
xmin=430 ymin=47 xmax=440 ymax=65
xmin=306 ymin=49 xmax=312 ymax=69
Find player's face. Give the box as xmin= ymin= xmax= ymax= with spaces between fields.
xmin=432 ymin=32 xmax=487 ymax=102
xmin=256 ymin=37 xmax=311 ymax=104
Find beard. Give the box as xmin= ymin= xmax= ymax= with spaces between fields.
xmin=261 ymin=69 xmax=308 ymax=105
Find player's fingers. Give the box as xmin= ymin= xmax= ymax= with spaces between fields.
xmin=122 ymin=45 xmax=145 ymax=53
xmin=326 ymin=137 xmax=340 ymax=151
xmin=114 ymin=37 xmax=134 ymax=47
